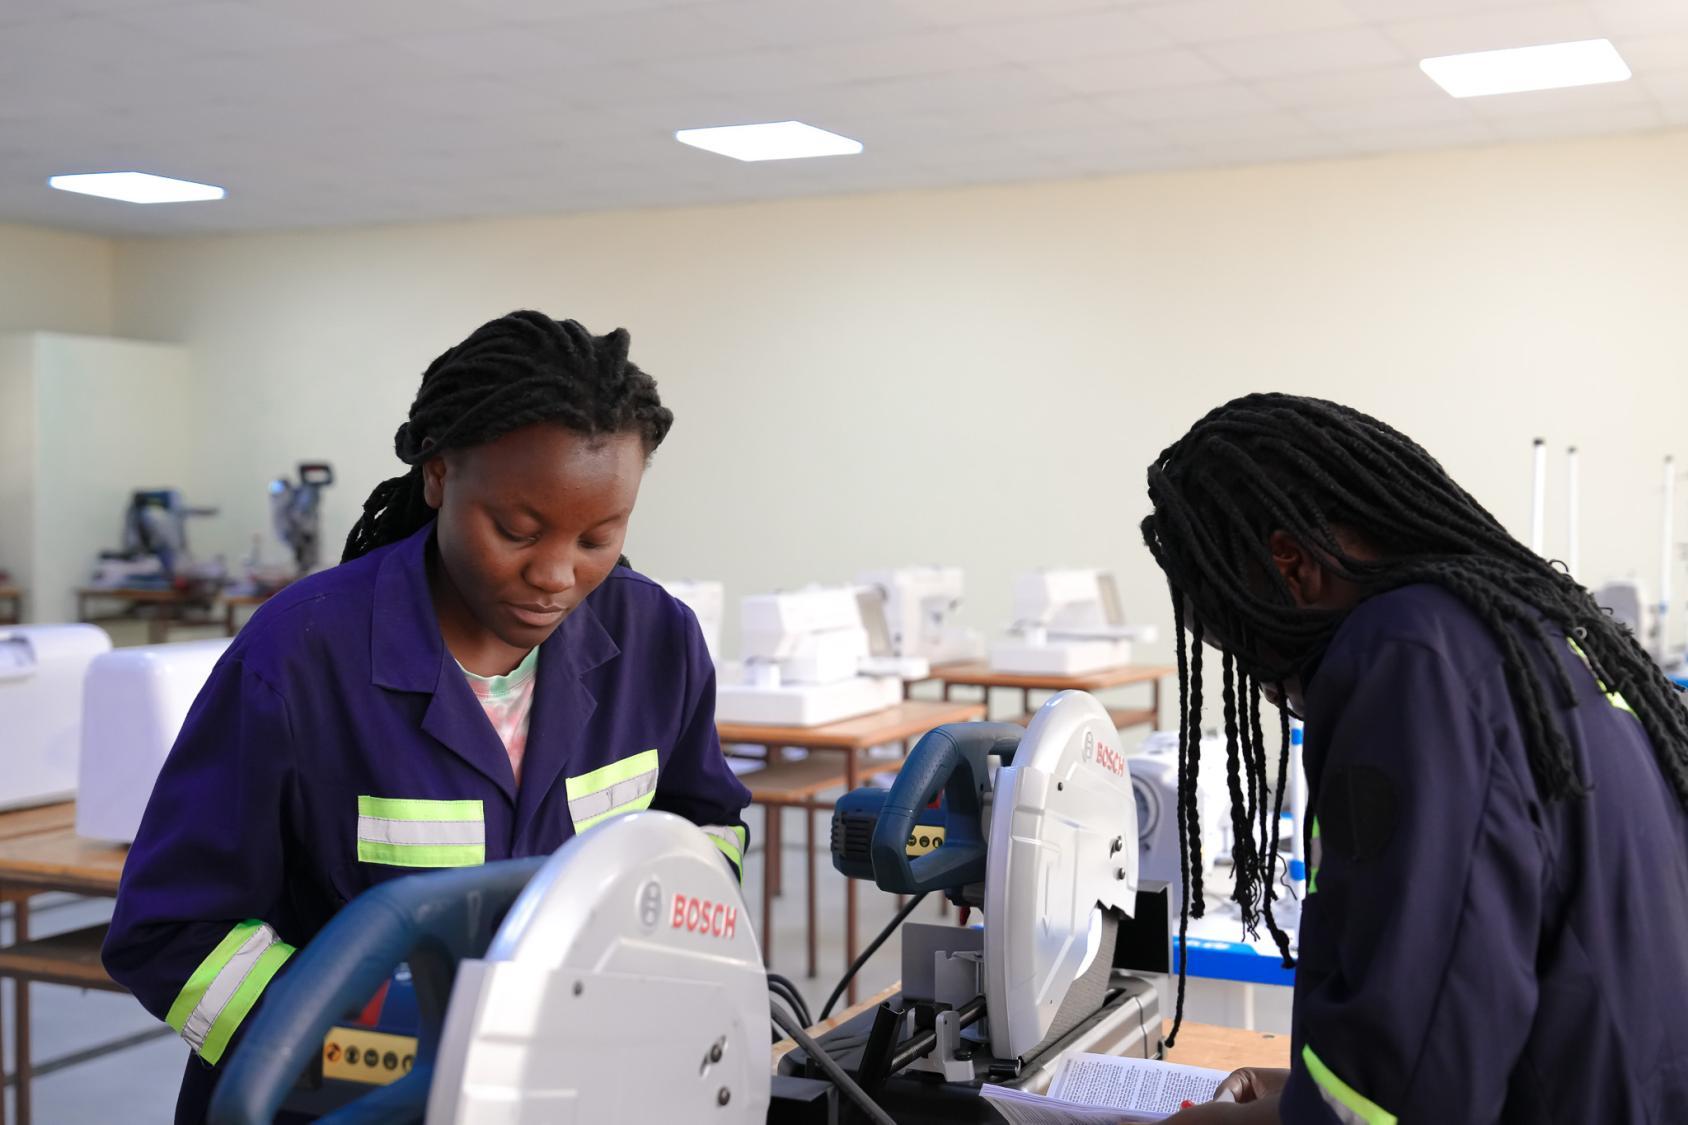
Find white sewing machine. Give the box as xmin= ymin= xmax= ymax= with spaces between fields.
xmin=714 ymin=586 xmax=920 ymax=726
xmin=208 ymin=693 xmax=1169 ymax=1125
xmin=989 ymin=569 xmax=1158 ymax=676
xmin=1131 ymin=730 xmax=1233 ymax=905
xmin=657 ymin=578 xmax=725 ymax=663
xmin=0 ymin=625 xmax=112 ymax=810
xmin=856 ymin=567 xmax=984 ymax=666
xmin=76 ymin=638 xmax=230 ymax=842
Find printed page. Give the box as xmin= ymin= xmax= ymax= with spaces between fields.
xmin=979 ymin=1084 xmax=1143 ymax=1125
xmin=1049 ymin=1052 xmax=1227 ymax=1115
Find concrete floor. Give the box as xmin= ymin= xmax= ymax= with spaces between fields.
xmin=1 ymin=800 xmax=1286 ymax=1123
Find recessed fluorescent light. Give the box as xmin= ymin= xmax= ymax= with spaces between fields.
xmin=48 ymin=172 xmax=225 ymax=204
xmin=1420 ymin=38 xmax=1631 ymax=98
xmin=675 ymin=121 xmax=862 ymax=162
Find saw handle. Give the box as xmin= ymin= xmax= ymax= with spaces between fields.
xmin=207 ymin=857 xmax=546 ymax=1125
xmin=869 ymin=722 xmax=1023 ymax=894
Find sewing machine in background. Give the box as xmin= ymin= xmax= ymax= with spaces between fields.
xmin=714 ymin=585 xmax=923 ymax=726
xmin=989 ymin=569 xmax=1157 ymax=676
xmin=0 ymin=624 xmax=112 ymax=810
xmin=856 ymin=566 xmax=985 ymax=667
xmin=656 ymin=578 xmax=725 ymax=663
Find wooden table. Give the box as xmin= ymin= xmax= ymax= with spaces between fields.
xmin=773 ymin=981 xmax=1290 ymax=1075
xmin=0 ymin=587 xmax=21 ymax=626
xmin=223 ymin=591 xmax=276 ymax=635
xmin=718 ymin=699 xmax=986 ymax=1002
xmin=0 ymin=818 xmax=128 ymax=1125
xmin=930 ymin=661 xmax=1174 ymax=728
xmin=75 ymin=587 xmax=216 ymax=645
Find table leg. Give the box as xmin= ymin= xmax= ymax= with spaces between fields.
xmin=14 ymin=895 xmax=29 ymax=1125
xmin=805 ymin=803 xmax=817 ymax=980
xmin=762 ymin=805 xmax=779 ymax=965
xmin=1 ymin=905 xmax=7 ymax=1125
xmin=844 ymin=747 xmax=859 ymax=1005
xmin=1022 ymin=687 xmax=1031 ymax=719
xmin=225 ymin=602 xmax=238 ymax=637
xmin=942 ymin=681 xmax=952 ymax=702
xmin=1152 ymin=679 xmax=1163 ymax=730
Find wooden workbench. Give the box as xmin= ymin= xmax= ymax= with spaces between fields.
xmin=0 ymin=586 xmax=21 ymax=626
xmin=928 ymin=661 xmax=1174 ymax=728
xmin=0 ymin=815 xmax=129 ymax=1125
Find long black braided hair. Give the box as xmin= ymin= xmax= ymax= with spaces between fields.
xmin=342 ymin=310 xmax=673 ymax=563
xmin=1140 ymin=392 xmax=1688 ymax=1045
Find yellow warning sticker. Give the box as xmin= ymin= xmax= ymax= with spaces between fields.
xmin=321 ymin=1027 xmax=417 ymax=1086
xmin=905 ymin=825 xmax=946 ymax=857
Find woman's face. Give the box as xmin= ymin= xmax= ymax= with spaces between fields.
xmin=424 ymin=422 xmax=646 ymax=669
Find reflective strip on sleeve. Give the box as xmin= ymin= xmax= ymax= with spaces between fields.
xmin=357 ymin=796 xmax=485 ymax=868
xmin=165 ymin=920 xmax=295 ymax=1065
xmin=566 ymin=749 xmax=660 ymax=832
xmin=701 ymin=824 xmax=748 ymax=871
xmin=1302 ymin=1045 xmax=1397 ymax=1125
xmin=1308 ymin=816 xmax=1322 ymax=895
xmin=1567 ymin=638 xmax=1637 ymax=715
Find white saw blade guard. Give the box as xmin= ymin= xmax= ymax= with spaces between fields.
xmin=427 ymin=811 xmax=769 ymax=1124
xmin=984 ymin=690 xmax=1139 ymax=1060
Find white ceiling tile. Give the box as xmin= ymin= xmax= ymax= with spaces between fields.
xmin=1642 ymin=69 xmax=1688 ymax=98
xmin=1345 ymin=0 xmax=1551 ymax=18
xmin=1338 ymin=118 xmax=1498 ymax=153
xmin=393 ymin=27 xmax=583 ymax=77
xmin=1486 ymin=101 xmax=1664 ymax=138
xmin=1100 ymin=81 xmax=1276 ymax=123
xmin=1137 ymin=0 xmax=1364 ymax=45
xmin=1301 ymin=95 xmax=1480 ymax=132
xmin=114 ymin=2 xmax=362 ymax=52
xmin=1146 ymin=110 xmax=1321 ymax=145
xmin=1382 ymin=5 xmax=1603 ymax=60
xmin=775 ymin=31 xmax=993 ymax=84
xmin=828 ymin=66 xmax=1074 ymax=116
xmin=1197 ymin=27 xmax=1409 ymax=81
xmin=894 ymin=0 xmax=1115 ymax=27
xmin=1590 ymin=1 xmax=1688 ymax=38
xmin=1608 ymin=31 xmax=1688 ymax=71
xmin=1253 ymin=66 xmax=1442 ymax=108
xmin=551 ymin=7 xmax=787 ymax=63
xmin=1038 ymin=47 xmax=1229 ymax=95
xmin=1016 ymin=120 xmax=1175 ymax=158
xmin=1175 ymin=133 xmax=1355 ymax=166
xmin=960 ymin=8 xmax=1171 ymax=63
xmin=698 ymin=0 xmax=936 ymax=47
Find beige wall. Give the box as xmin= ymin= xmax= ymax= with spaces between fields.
xmin=109 ymin=128 xmax=1688 ymax=659
xmin=0 ymin=223 xmax=115 ymax=337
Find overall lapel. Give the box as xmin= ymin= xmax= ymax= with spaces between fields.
xmin=369 ymin=525 xmax=518 ymax=807
xmin=514 ymin=595 xmax=620 ymax=841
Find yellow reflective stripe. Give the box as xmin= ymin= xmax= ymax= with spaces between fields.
xmin=564 ymin=749 xmax=659 ymax=801
xmin=357 ymin=796 xmax=482 ymax=821
xmin=165 ymin=920 xmax=295 ymax=1064
xmin=1308 ymin=817 xmax=1321 ymax=895
xmin=357 ymin=841 xmax=485 ymax=867
xmin=1566 ymin=638 xmax=1635 ymax=714
xmin=702 ymin=824 xmax=747 ymax=869
xmin=572 ymin=789 xmax=655 ymax=833
xmin=1302 ymin=1046 xmax=1397 ymax=1125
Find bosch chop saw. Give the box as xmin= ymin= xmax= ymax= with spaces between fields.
xmin=207 ymin=691 xmax=1166 ymax=1124
xmin=776 ymin=689 xmax=1171 ymax=1122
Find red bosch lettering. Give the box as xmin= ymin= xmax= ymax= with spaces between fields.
xmin=1095 ymin=743 xmax=1127 ymax=777
xmin=669 ymin=894 xmax=739 ymax=939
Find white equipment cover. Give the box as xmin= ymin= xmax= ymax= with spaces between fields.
xmin=0 ymin=625 xmax=112 ymax=810
xmin=428 ymin=811 xmax=769 ymax=1124
xmin=75 ymin=638 xmax=230 ymax=842
xmin=983 ymin=691 xmax=1139 ymax=1060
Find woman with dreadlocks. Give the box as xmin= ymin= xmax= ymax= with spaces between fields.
xmin=1147 ymin=395 xmax=1688 ymax=1125
xmin=105 ymin=311 xmax=750 ymax=1123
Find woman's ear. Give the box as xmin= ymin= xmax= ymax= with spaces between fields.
xmin=1269 ymin=529 xmax=1325 ymax=609
xmin=421 ymin=456 xmax=447 ymax=511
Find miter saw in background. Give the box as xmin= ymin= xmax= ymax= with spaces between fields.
xmin=270 ymin=462 xmax=334 ymax=576
xmin=206 ymin=692 xmax=1168 ymax=1125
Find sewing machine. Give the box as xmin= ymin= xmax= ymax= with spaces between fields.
xmin=1131 ymin=730 xmax=1233 ymax=905
xmin=714 ymin=586 xmax=919 ymax=726
xmin=856 ymin=567 xmax=985 ymax=666
xmin=0 ymin=624 xmax=112 ymax=810
xmin=270 ymin=463 xmax=335 ymax=576
xmin=207 ymin=692 xmax=1168 ymax=1125
xmin=794 ymin=691 xmax=1169 ymax=1121
xmin=657 ymin=578 xmax=725 ymax=663
xmin=989 ymin=569 xmax=1157 ymax=676
xmin=75 ymin=638 xmax=231 ymax=842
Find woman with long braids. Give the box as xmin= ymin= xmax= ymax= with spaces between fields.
xmin=1149 ymin=395 xmax=1688 ymax=1125
xmin=104 ymin=311 xmax=750 ymax=1123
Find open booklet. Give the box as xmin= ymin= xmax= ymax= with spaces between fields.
xmin=981 ymin=1052 xmax=1228 ymax=1124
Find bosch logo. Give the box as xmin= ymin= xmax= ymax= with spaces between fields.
xmin=1084 ymin=731 xmax=1095 ymax=760
xmin=671 ymin=893 xmax=738 ymax=940
xmin=1094 ymin=740 xmax=1127 ymax=777
xmin=638 ymin=880 xmax=663 ymax=931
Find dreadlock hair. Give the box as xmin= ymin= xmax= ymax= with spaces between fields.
xmin=342 ymin=311 xmax=673 ymax=563
xmin=1140 ymin=392 xmax=1688 ymax=1045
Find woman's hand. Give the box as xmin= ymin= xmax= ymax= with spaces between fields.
xmin=1214 ymin=1067 xmax=1290 ymax=1103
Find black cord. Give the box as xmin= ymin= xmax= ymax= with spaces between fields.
xmin=766 ymin=973 xmax=812 ymax=1028
xmin=819 ymin=891 xmax=929 ymax=1022
xmin=770 ymin=1002 xmax=898 ymax=1125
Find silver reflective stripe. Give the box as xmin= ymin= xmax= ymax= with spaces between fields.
xmin=567 ymin=767 xmax=659 ymax=825
xmin=356 ymin=816 xmax=485 ymax=848
xmin=1316 ymin=1086 xmax=1371 ymax=1125
xmin=701 ymin=824 xmax=742 ymax=855
xmin=181 ymin=923 xmax=282 ymax=1053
